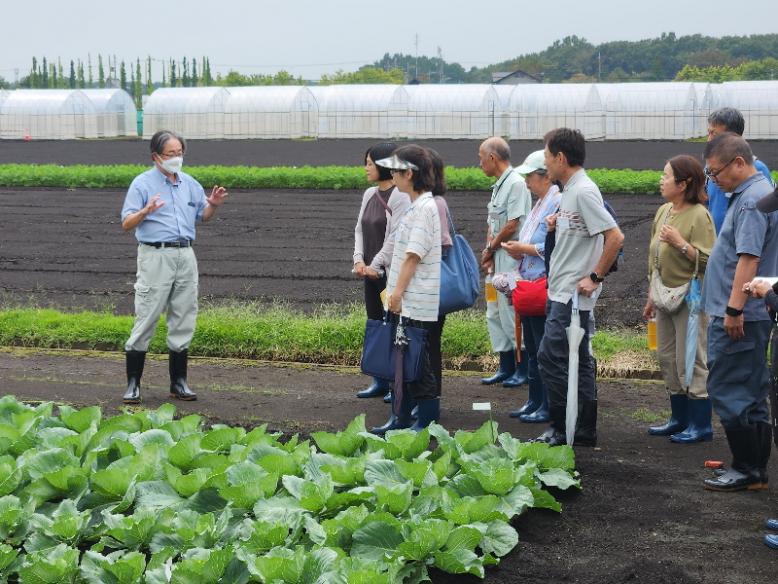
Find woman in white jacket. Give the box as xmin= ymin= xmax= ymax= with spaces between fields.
xmin=354 ymin=142 xmax=411 ymax=400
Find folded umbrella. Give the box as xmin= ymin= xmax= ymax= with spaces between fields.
xmin=683 ymin=276 xmax=702 ymax=390
xmin=565 ymin=291 xmax=585 ymax=446
xmin=392 ymin=320 xmax=409 ymax=417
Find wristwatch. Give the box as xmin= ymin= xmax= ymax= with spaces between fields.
xmin=679 ymin=243 xmax=689 ymax=256
xmin=589 ymin=272 xmax=605 ymax=284
xmin=725 ymin=305 xmax=744 ymax=317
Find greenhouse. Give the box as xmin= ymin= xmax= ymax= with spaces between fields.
xmin=602 ymin=82 xmax=697 ymax=140
xmin=0 ymin=89 xmax=99 ymax=139
xmin=224 ymin=86 xmax=318 ymax=139
xmin=81 ymin=89 xmax=138 ymax=137
xmin=142 ymin=87 xmax=230 ymax=139
xmin=718 ymin=81 xmax=778 ymax=139
xmin=504 ymin=84 xmax=605 ymax=140
xmin=309 ymin=85 xmax=409 ymax=138
xmin=405 ymin=84 xmax=501 ymax=139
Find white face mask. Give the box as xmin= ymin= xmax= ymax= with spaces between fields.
xmin=158 ymin=156 xmax=183 ymax=174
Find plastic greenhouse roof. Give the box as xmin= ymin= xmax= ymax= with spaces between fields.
xmin=602 ymin=82 xmax=696 ymax=111
xmin=721 ymin=80 xmax=778 ymax=109
xmin=0 ymin=89 xmax=97 ymax=114
xmin=405 ymin=84 xmax=499 ymax=111
xmin=309 ymin=85 xmax=408 ymax=112
xmin=225 ymin=86 xmax=317 ymax=113
xmin=81 ymin=89 xmax=137 ymax=114
xmin=144 ymin=87 xmax=230 ymax=114
xmin=508 ymin=84 xmax=602 ymax=112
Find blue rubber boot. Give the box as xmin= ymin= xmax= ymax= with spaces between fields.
xmin=357 ymin=377 xmax=391 ymax=398
xmin=766 ymin=518 xmax=778 ymax=531
xmin=518 ymin=357 xmax=549 ymax=423
xmin=503 ymin=350 xmax=528 ymax=387
xmin=520 ymin=385 xmax=549 ymax=423
xmin=370 ymin=392 xmax=414 ymax=435
xmin=509 ymin=357 xmax=542 ymax=418
xmin=410 ymin=398 xmax=440 ymax=432
xmin=670 ymin=397 xmax=713 ymax=443
xmin=648 ymin=394 xmax=688 ymax=436
xmin=481 ymin=351 xmax=515 ymax=385
xmin=765 ymin=534 xmax=778 ymax=550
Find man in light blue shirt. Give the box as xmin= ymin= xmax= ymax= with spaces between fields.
xmin=120 ymin=130 xmax=228 ymax=405
xmin=705 ymin=107 xmax=774 ymax=233
xmin=702 ymin=133 xmax=778 ymax=493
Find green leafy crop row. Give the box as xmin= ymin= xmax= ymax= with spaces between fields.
xmin=0 ymin=163 xmax=690 ymax=193
xmin=0 ymin=396 xmax=579 ymax=582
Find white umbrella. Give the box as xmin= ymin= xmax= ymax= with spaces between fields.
xmin=565 ymin=291 xmax=585 ymax=446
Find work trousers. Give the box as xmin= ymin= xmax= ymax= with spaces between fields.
xmin=125 ymin=245 xmax=199 ymax=353
xmin=706 ymin=317 xmax=771 ymax=430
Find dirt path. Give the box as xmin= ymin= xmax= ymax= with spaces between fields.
xmin=1 ymin=348 xmax=775 ymax=584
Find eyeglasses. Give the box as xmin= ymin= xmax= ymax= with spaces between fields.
xmin=159 ymin=151 xmax=184 ymax=159
xmin=389 ymin=168 xmax=407 ymax=175
xmin=705 ymin=157 xmax=736 ymax=179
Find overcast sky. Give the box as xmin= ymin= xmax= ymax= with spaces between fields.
xmin=2 ymin=0 xmax=776 ymax=82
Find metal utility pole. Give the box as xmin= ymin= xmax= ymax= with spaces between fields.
xmin=415 ymin=33 xmax=419 ymax=80
xmin=598 ymin=51 xmax=602 ymax=81
xmin=437 ymin=46 xmax=443 ymax=83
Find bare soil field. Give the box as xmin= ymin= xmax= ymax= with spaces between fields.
xmin=0 ymin=187 xmax=655 ymax=328
xmin=1 ymin=347 xmax=775 ymax=584
xmin=1 ymin=138 xmax=776 ymax=170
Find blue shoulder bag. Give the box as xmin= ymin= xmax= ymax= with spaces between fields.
xmin=439 ymin=211 xmax=480 ymax=315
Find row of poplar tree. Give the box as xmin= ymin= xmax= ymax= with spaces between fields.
xmin=20 ymin=56 xmax=214 ymax=107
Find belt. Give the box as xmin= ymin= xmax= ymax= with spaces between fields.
xmin=141 ymin=240 xmax=192 ymax=248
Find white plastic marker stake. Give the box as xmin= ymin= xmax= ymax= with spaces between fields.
xmin=472 ymin=402 xmax=496 ymax=442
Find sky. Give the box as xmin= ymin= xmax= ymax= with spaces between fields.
xmin=2 ymin=0 xmax=777 ymax=83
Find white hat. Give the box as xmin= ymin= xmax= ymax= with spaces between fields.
xmin=375 ymin=154 xmax=419 ymax=171
xmin=515 ymin=150 xmax=546 ymax=175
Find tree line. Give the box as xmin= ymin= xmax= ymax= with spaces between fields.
xmin=374 ymin=32 xmax=778 ymax=83
xmin=5 ymin=56 xmax=215 ymax=107
xmin=2 ymin=33 xmax=776 ymax=97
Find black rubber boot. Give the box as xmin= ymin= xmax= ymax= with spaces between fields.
xmin=410 ymin=398 xmax=440 ymax=432
xmin=481 ymin=351 xmax=516 ymax=385
xmin=649 ymin=394 xmax=688 ymax=436
xmin=123 ymin=350 xmax=146 ymax=404
xmin=169 ymin=349 xmax=197 ymax=401
xmin=573 ymin=400 xmax=598 ymax=447
xmin=704 ymin=426 xmax=762 ymax=491
xmin=503 ymin=350 xmax=529 ymax=387
xmin=532 ymin=405 xmax=566 ymax=446
xmin=370 ymin=391 xmax=414 ymax=435
xmin=756 ymin=422 xmax=772 ymax=489
xmin=357 ymin=377 xmax=391 ymax=398
xmin=383 ymin=391 xmax=392 ymax=403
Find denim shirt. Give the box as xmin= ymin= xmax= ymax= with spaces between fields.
xmin=518 ymin=188 xmax=562 ymax=281
xmin=703 ymin=173 xmax=778 ymax=321
xmin=121 ymin=167 xmax=207 ymax=243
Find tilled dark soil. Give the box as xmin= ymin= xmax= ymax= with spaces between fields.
xmin=0 ymin=348 xmax=775 ymax=584
xmin=0 ymin=187 xmax=655 ymax=328
xmin=1 ymin=138 xmax=776 ymax=170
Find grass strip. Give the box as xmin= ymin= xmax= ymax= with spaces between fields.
xmin=0 ymin=304 xmax=652 ymax=368
xmin=0 ymin=163 xmax=680 ymax=193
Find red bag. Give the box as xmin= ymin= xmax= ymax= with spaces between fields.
xmin=512 ymin=277 xmax=548 ymax=316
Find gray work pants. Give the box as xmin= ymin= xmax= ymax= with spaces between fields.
xmin=706 ymin=317 xmax=771 ymax=430
xmin=124 ymin=244 xmax=199 ymax=353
